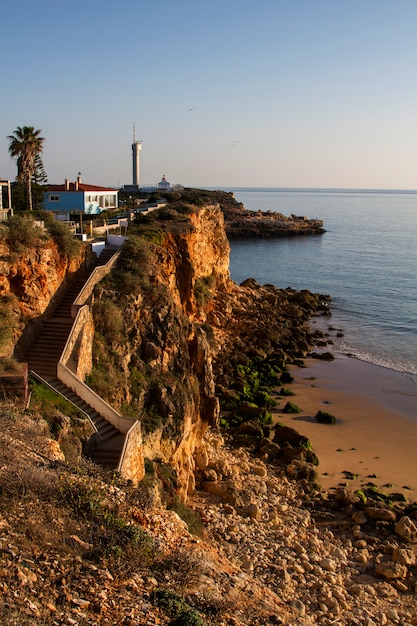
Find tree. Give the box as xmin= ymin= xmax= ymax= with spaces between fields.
xmin=32 ymin=153 xmax=48 ymax=211
xmin=33 ymin=152 xmax=48 ymax=185
xmin=8 ymin=126 xmax=45 ymax=211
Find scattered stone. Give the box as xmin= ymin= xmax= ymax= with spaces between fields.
xmin=375 ymin=561 xmax=408 ymax=580
xmin=365 ymin=507 xmax=397 ymax=522
xmin=395 ymin=516 xmax=417 ymax=543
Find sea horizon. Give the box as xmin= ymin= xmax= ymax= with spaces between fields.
xmin=207 ymin=185 xmax=417 ymax=194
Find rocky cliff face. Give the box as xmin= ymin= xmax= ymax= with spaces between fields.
xmin=0 ymin=203 xmax=324 ymax=499
xmin=89 ymin=202 xmax=325 ymax=498
xmin=89 ymin=204 xmax=231 ymax=497
xmin=0 ymin=225 xmax=88 ymax=359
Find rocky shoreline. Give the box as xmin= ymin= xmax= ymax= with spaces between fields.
xmin=1 ymin=199 xmax=416 ymax=624
xmin=218 ymin=192 xmax=325 ymax=238
xmin=189 ymin=429 xmax=417 ymax=625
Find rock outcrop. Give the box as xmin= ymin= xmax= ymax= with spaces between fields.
xmin=2 ymin=200 xmax=417 ymax=625
xmin=0 ymin=223 xmax=90 ymax=360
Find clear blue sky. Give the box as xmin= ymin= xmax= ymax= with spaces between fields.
xmin=1 ymin=0 xmax=417 ymax=189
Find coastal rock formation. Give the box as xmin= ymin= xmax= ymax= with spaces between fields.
xmin=214 ymin=190 xmax=325 ymax=238
xmin=164 ymin=188 xmax=326 ymax=238
xmin=88 ymin=202 xmax=329 ymax=497
xmin=0 ymin=221 xmax=89 ymax=359
xmin=1 ymin=412 xmax=417 ymax=625
xmin=1 ymin=196 xmax=417 ymax=624
xmin=0 ymin=199 xmax=329 ymax=497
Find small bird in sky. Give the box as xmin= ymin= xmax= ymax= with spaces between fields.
xmin=187 ymin=107 xmax=195 ymax=112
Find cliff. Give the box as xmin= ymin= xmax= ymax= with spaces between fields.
xmin=1 ymin=206 xmax=417 ymax=625
xmin=87 ymin=201 xmax=327 ymax=498
xmin=0 ymin=217 xmax=89 ymax=361
xmin=0 ymin=203 xmax=326 ymax=497
xmin=167 ymin=188 xmax=325 ymax=238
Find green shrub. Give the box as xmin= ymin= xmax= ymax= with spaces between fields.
xmin=152 ymin=589 xmax=209 ymax=626
xmin=92 ymin=299 xmax=124 ymax=341
xmin=5 ymin=214 xmax=42 ymax=254
xmin=60 ymin=476 xmax=156 ymax=565
xmin=0 ymin=294 xmax=19 ymax=351
xmin=46 ymin=220 xmax=81 ymax=259
xmin=140 ymin=228 xmax=165 ymax=246
xmin=194 ymin=275 xmax=216 ymax=307
xmin=29 ymin=378 xmax=84 ymax=421
xmin=170 ymin=495 xmax=204 ymax=536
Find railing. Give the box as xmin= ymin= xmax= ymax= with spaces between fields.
xmin=57 ymin=361 xmax=133 ymax=434
xmin=71 ymin=250 xmax=120 ymax=317
xmin=54 ymin=241 xmax=145 ymax=483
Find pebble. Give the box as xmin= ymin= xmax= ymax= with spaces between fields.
xmin=192 ymin=431 xmax=417 ymax=624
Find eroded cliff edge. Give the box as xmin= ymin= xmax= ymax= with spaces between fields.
xmin=87 ymin=200 xmax=327 ymax=497
xmin=0 ymin=199 xmax=327 ymax=498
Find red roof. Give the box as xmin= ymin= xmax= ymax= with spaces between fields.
xmin=47 ymin=182 xmax=117 ymax=192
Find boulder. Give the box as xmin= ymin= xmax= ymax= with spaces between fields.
xmin=238 ymin=420 xmax=265 ymax=438
xmin=335 ymin=487 xmax=360 ymax=506
xmin=315 ymin=410 xmax=336 ymax=424
xmin=259 ymin=440 xmax=281 ymax=460
xmin=283 ymin=401 xmax=302 ymax=414
xmin=375 ymin=561 xmax=408 ymax=580
xmin=273 ymin=425 xmax=309 ymax=448
xmin=310 ymin=351 xmax=335 ymax=361
xmin=395 ymin=516 xmax=417 ymax=543
xmin=392 ymin=547 xmax=416 ymax=566
xmin=201 ymin=481 xmax=237 ymax=505
xmin=286 ymin=460 xmax=318 ymax=483
xmin=365 ymin=507 xmax=397 ymax=522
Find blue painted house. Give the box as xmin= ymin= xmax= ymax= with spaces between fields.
xmin=43 ymin=176 xmax=118 ymax=216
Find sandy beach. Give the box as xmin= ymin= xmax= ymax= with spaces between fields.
xmin=273 ymin=354 xmax=417 ymax=502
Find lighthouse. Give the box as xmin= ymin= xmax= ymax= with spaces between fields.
xmin=132 ymin=124 xmax=142 ymax=187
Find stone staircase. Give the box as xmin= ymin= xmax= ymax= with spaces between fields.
xmin=26 ymin=245 xmax=124 ymax=469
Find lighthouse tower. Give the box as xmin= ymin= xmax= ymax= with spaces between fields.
xmin=132 ymin=124 xmax=142 ymax=187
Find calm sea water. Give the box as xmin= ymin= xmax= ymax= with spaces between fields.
xmin=221 ymin=188 xmax=417 ymax=376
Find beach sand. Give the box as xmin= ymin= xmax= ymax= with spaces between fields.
xmin=272 ymin=354 xmax=417 ymax=502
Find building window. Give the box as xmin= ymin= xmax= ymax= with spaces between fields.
xmin=50 ymin=195 xmax=60 ymax=202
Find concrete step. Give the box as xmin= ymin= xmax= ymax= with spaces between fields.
xmin=27 ymin=258 xmax=127 ymax=472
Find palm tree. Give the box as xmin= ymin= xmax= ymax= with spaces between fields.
xmin=8 ymin=126 xmax=44 ymax=211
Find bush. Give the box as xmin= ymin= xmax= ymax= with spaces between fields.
xmin=170 ymin=496 xmax=204 ymax=536
xmin=194 ymin=275 xmax=216 ymax=308
xmin=152 ymin=589 xmax=208 ymax=626
xmin=92 ymin=299 xmax=124 ymax=341
xmin=5 ymin=214 xmax=42 ymax=254
xmin=60 ymin=476 xmax=156 ymax=566
xmin=140 ymin=228 xmax=165 ymax=246
xmin=0 ymin=294 xmax=19 ymax=351
xmin=46 ymin=220 xmax=81 ymax=259
xmin=0 ymin=356 xmax=21 ymax=373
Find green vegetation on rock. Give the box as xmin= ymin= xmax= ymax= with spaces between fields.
xmin=315 ymin=410 xmax=337 ymax=424
xmin=283 ymin=402 xmax=302 ymax=414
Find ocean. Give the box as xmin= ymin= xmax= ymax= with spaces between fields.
xmin=221 ymin=188 xmax=417 ymax=377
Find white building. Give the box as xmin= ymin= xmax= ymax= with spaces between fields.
xmin=157 ymin=175 xmax=172 ymax=192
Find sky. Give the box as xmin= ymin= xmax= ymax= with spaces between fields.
xmin=1 ymin=0 xmax=417 ymax=190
